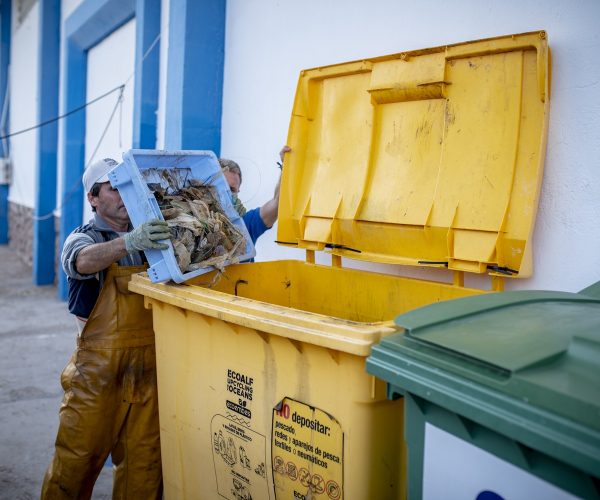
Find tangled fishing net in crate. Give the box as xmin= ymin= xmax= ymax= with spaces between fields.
xmin=147 ymin=170 xmax=246 ymax=274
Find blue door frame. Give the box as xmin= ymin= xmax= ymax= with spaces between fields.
xmin=32 ymin=0 xmax=60 ymax=285
xmin=164 ymin=0 xmax=226 ymax=152
xmin=57 ymin=0 xmax=162 ymax=298
xmin=0 ymin=0 xmax=11 ymax=245
xmin=57 ymin=0 xmax=226 ymax=299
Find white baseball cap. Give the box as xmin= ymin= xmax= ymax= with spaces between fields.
xmin=83 ymin=158 xmax=118 ymax=193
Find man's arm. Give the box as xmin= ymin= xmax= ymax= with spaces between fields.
xmin=65 ymin=219 xmax=170 ymax=277
xmin=75 ymin=238 xmax=128 ymax=275
xmin=259 ymin=145 xmax=290 ymax=228
xmin=259 ymin=191 xmax=279 ymax=228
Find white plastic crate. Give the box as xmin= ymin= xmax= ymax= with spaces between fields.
xmin=108 ymin=149 xmax=255 ymax=283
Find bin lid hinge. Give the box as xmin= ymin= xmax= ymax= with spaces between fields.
xmin=487 ymin=265 xmax=518 ymax=276
xmin=325 ymin=243 xmax=361 ymax=253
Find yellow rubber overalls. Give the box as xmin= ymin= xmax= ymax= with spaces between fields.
xmin=41 ymin=265 xmax=162 ymax=499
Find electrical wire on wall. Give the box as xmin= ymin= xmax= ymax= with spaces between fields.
xmin=0 ymin=83 xmax=125 ymax=142
xmin=4 ymin=33 xmax=160 ymax=222
xmin=31 ymin=86 xmax=125 ymax=221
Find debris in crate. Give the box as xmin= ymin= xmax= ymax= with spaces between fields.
xmin=145 ymin=169 xmax=246 ymax=273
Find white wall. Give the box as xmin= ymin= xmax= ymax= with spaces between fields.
xmin=221 ymin=0 xmax=600 ymax=293
xmin=8 ymin=0 xmax=39 ymax=208
xmin=156 ymin=0 xmax=169 ymax=150
xmin=82 ymin=18 xmax=136 ymax=223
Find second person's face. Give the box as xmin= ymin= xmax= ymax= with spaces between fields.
xmin=224 ymin=171 xmax=241 ymax=194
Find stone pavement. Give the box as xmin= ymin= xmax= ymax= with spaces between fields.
xmin=0 ymin=244 xmax=111 ymax=499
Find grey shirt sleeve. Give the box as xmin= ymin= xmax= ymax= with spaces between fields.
xmin=61 ymin=232 xmax=97 ymax=280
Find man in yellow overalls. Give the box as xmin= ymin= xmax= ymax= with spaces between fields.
xmin=42 ymin=158 xmax=171 ymax=499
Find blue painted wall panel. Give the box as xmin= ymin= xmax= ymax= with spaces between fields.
xmin=165 ymin=0 xmax=225 ymax=152
xmin=57 ymin=40 xmax=87 ymax=299
xmin=33 ymin=0 xmax=61 ymax=285
xmin=66 ymin=0 xmax=136 ymax=50
xmin=0 ymin=0 xmax=11 ymax=244
xmin=0 ymin=185 xmax=7 ymax=242
xmin=132 ymin=0 xmax=160 ymax=149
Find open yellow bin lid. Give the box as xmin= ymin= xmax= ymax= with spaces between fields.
xmin=278 ymin=31 xmax=550 ymax=277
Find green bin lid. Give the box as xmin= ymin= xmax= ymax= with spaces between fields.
xmin=367 ymin=283 xmax=600 ymax=476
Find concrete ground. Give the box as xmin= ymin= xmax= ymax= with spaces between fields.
xmin=0 ymin=245 xmax=111 ymax=499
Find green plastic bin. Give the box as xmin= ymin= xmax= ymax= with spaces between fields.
xmin=367 ymin=284 xmax=600 ymax=499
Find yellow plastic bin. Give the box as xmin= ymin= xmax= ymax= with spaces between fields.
xmin=129 ymin=31 xmax=550 ymax=500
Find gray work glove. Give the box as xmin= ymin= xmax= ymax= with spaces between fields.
xmin=124 ymin=219 xmax=170 ymax=252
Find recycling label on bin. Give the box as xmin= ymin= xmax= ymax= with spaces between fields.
xmin=225 ymin=368 xmax=255 ymax=425
xmin=272 ymin=398 xmax=343 ymax=499
xmin=211 ymin=414 xmax=271 ymax=500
